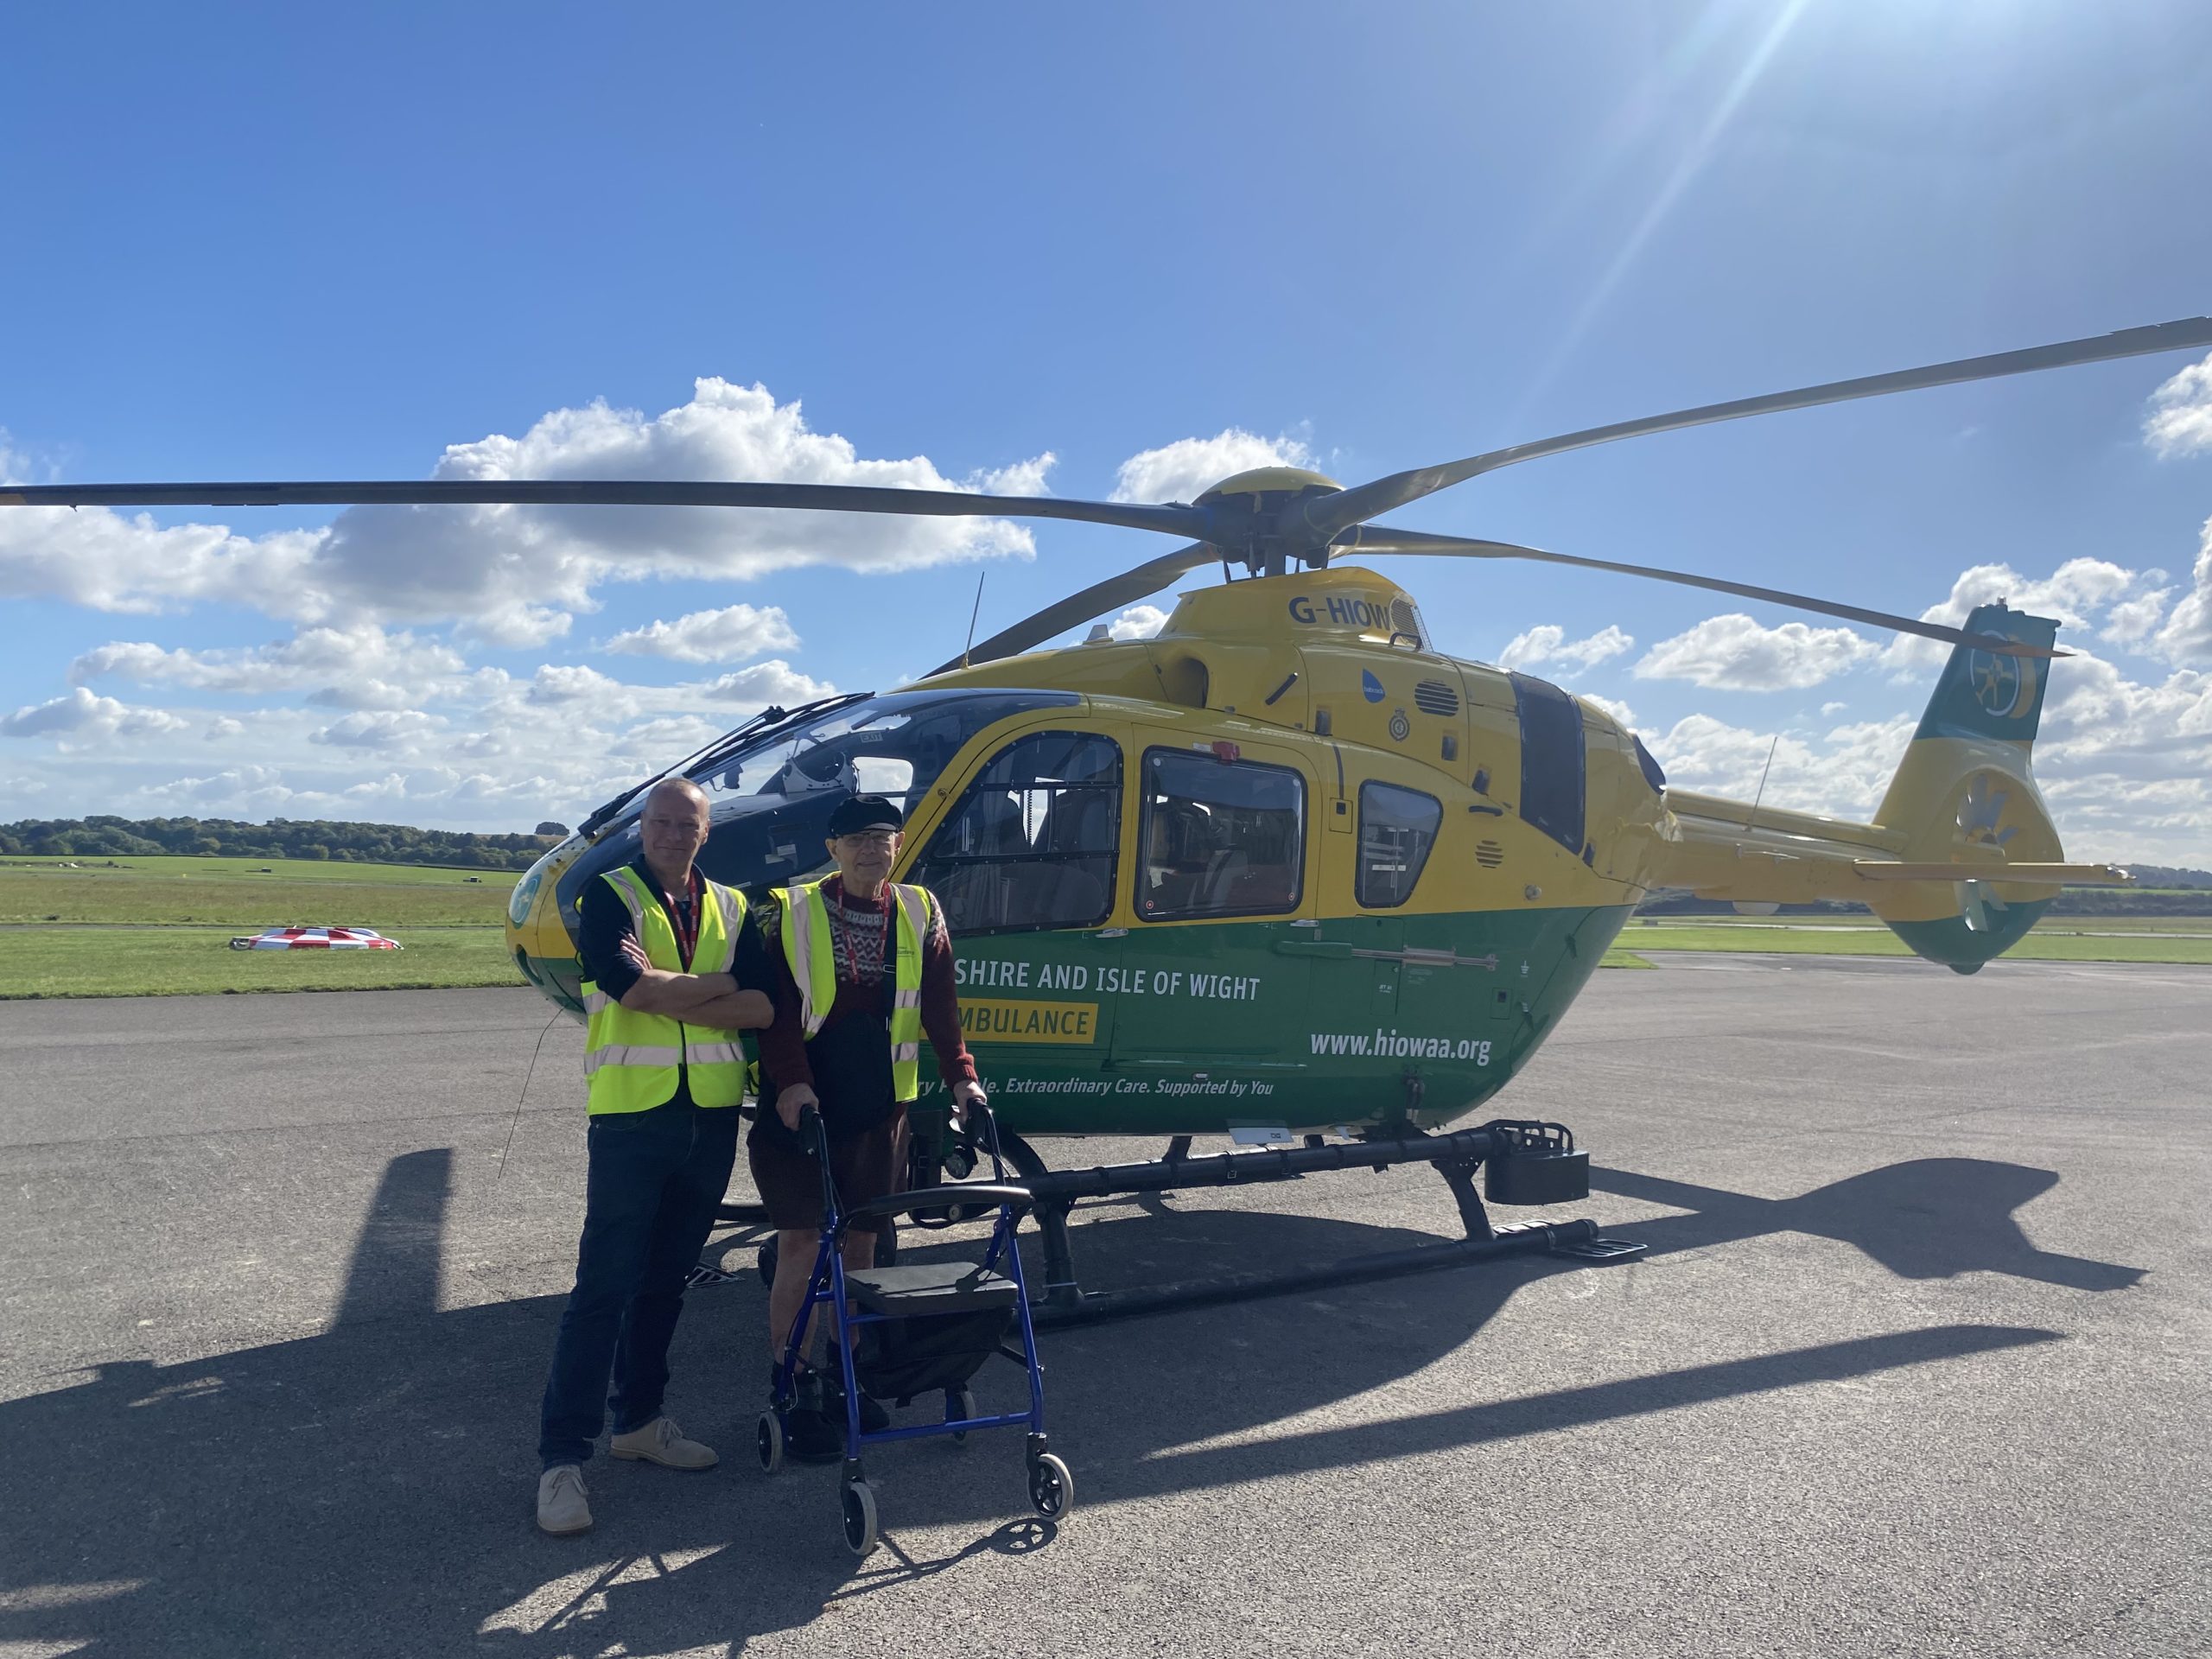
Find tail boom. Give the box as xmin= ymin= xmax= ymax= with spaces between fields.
xmin=1647 ymin=603 xmax=2124 ymax=971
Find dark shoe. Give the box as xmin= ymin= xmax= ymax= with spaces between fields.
xmin=784 ymin=1406 xmax=844 ymax=1464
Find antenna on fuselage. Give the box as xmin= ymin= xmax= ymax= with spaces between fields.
xmin=962 ymin=570 xmax=987 ymax=669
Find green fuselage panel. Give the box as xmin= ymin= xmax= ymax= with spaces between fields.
xmin=912 ymin=903 xmax=1635 ymax=1136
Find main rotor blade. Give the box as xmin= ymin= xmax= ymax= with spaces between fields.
xmin=1340 ymin=526 xmax=2065 ymax=658
xmin=0 ymin=478 xmax=1211 ymax=541
xmin=927 ymin=542 xmax=1217 ymax=677
xmin=1304 ymin=316 xmax=2212 ymax=543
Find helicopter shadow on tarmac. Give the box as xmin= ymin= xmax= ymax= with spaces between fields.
xmin=1587 ymin=1157 xmax=2147 ymax=1291
xmin=0 ymin=1146 xmax=2127 ymax=1657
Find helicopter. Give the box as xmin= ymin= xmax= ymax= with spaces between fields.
xmin=8 ymin=316 xmax=2206 ymax=1314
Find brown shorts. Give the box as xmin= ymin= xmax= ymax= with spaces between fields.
xmin=746 ymin=1108 xmax=906 ymax=1236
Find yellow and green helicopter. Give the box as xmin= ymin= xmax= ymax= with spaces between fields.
xmin=10 ymin=317 xmax=2204 ymax=1313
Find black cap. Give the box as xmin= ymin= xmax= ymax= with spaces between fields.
xmin=828 ymin=794 xmax=904 ymax=837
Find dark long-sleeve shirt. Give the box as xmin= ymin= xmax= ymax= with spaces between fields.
xmin=756 ymin=875 xmax=976 ymax=1136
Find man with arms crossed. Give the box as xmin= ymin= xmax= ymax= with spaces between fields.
xmin=753 ymin=793 xmax=986 ymax=1460
xmin=537 ymin=779 xmax=772 ymax=1535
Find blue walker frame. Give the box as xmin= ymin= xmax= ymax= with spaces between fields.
xmin=756 ymin=1103 xmax=1071 ymax=1552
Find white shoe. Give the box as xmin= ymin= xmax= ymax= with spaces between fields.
xmin=609 ymin=1415 xmax=719 ymax=1471
xmin=537 ymin=1464 xmax=592 ymax=1535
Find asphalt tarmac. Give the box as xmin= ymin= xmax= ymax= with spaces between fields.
xmin=1 ymin=956 xmax=2206 ymax=1658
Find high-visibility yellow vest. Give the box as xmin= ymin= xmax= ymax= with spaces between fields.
xmin=582 ymin=865 xmax=751 ymax=1114
xmin=775 ymin=878 xmax=933 ymax=1104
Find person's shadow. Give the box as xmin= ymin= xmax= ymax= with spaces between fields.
xmin=0 ymin=1147 xmax=2129 ymax=1656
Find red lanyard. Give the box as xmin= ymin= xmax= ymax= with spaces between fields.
xmin=656 ymin=868 xmax=702 ymax=967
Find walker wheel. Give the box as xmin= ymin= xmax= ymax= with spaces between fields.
xmin=1027 ymin=1452 xmax=1074 ymax=1519
xmin=842 ymin=1479 xmax=880 ymax=1557
xmin=754 ymin=1411 xmax=784 ymax=1475
xmin=948 ymin=1387 xmax=976 ymax=1445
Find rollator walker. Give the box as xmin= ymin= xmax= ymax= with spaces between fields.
xmin=755 ymin=1103 xmax=1071 ymax=1557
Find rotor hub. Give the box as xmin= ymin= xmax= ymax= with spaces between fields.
xmin=1194 ymin=467 xmax=1345 ymax=576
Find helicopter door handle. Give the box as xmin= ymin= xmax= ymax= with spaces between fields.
xmin=1094 ymin=927 xmax=1128 ymax=939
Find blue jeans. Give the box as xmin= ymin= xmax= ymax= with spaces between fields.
xmin=538 ymin=1102 xmax=740 ymax=1468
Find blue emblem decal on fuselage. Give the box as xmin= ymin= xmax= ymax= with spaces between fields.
xmin=1361 ymin=670 xmax=1385 ymax=703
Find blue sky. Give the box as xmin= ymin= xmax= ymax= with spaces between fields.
xmin=3 ymin=1 xmax=2209 ymax=861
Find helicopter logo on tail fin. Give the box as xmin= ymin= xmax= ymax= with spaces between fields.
xmin=1967 ymin=649 xmax=2035 ymax=719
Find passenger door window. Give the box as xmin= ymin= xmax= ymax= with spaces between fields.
xmin=1139 ymin=748 xmax=1306 ymax=919
xmin=1357 ymin=781 xmax=1442 ymax=907
xmin=910 ymin=731 xmax=1121 ymax=936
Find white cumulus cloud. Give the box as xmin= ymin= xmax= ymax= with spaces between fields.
xmin=1497 ymin=623 xmax=1634 ymax=672
xmin=2144 ymin=350 xmax=2212 ymax=460
xmin=1 ymin=379 xmax=1043 ymax=643
xmin=1635 ymin=614 xmax=1878 ymax=690
xmin=1649 ymin=711 xmax=1916 ymax=821
xmin=309 ymin=710 xmax=446 ymax=750
xmin=1 ymin=687 xmax=190 ymax=746
xmin=970 ymin=454 xmax=1057 ymax=497
xmin=69 ymin=625 xmax=470 ymax=710
xmin=2152 ymin=515 xmax=2212 ymax=667
xmin=1882 ymin=556 xmax=2153 ymax=677
xmin=601 ymin=602 xmax=800 ymax=664
xmin=1106 ymin=604 xmax=1168 ymax=641
xmin=697 ymin=661 xmax=834 ymax=706
xmin=1109 ymin=429 xmax=1315 ymax=505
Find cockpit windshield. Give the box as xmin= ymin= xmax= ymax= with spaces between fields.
xmin=556 ymin=689 xmax=1078 ymax=920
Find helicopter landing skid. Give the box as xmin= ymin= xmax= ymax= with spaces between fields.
xmin=992 ymin=1122 xmax=1646 ymax=1328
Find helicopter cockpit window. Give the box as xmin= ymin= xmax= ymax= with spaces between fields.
xmin=1139 ymin=748 xmax=1305 ymax=920
xmin=1356 ymin=782 xmax=1442 ymax=907
xmin=666 ymin=690 xmax=1078 ymax=894
xmin=910 ymin=731 xmax=1121 ymax=937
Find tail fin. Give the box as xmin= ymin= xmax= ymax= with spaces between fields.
xmin=1870 ymin=603 xmax=2065 ymax=972
xmin=1907 ymin=602 xmax=2059 ymax=744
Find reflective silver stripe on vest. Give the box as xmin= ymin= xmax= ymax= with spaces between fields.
xmin=710 ymin=883 xmax=745 ymax=973
xmin=893 ymin=884 xmax=931 ymax=948
xmin=582 ymin=1043 xmax=684 ymax=1077
xmin=891 ymin=1042 xmax=920 ymax=1063
xmin=583 ymin=989 xmax=616 ymax=1015
xmin=785 ymin=883 xmax=823 ymax=1036
xmin=686 ymin=1039 xmax=747 ymax=1067
xmin=605 ymin=872 xmax=646 ymax=929
xmin=892 ymin=989 xmax=920 ymax=1010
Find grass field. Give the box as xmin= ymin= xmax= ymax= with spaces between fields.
xmin=0 ymin=855 xmax=525 ymax=997
xmin=0 ymin=855 xmax=516 ymax=926
xmin=1633 ymin=912 xmax=2212 ymax=933
xmin=1624 ymin=918 xmax=2212 ymax=965
xmin=3 ymin=927 xmax=520 ymax=999
xmin=0 ymin=854 xmax=524 ymax=884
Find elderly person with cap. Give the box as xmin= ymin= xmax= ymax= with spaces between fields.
xmin=535 ymin=778 xmax=773 ymax=1535
xmin=752 ymin=792 xmax=985 ymax=1460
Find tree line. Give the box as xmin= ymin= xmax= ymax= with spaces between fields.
xmin=0 ymin=815 xmax=567 ymax=871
